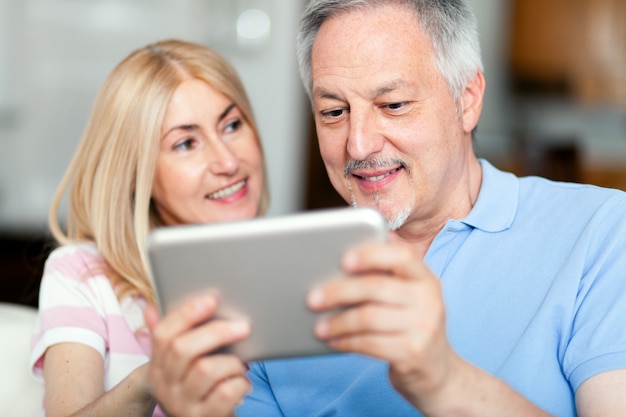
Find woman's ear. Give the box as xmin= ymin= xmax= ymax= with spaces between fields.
xmin=461 ymin=71 xmax=486 ymax=135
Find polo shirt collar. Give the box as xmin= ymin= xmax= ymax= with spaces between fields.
xmin=461 ymin=159 xmax=518 ymax=232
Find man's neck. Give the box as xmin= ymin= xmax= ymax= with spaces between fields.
xmin=392 ymin=158 xmax=483 ymax=258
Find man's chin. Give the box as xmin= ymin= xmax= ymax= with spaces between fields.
xmin=385 ymin=215 xmax=409 ymax=231
xmin=350 ymin=200 xmax=411 ymax=231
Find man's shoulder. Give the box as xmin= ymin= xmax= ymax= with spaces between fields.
xmin=512 ymin=176 xmax=626 ymax=236
xmin=518 ymin=175 xmax=626 ymax=206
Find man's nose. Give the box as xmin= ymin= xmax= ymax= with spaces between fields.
xmin=346 ymin=111 xmax=384 ymax=160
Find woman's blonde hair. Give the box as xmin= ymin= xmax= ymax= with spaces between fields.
xmin=49 ymin=39 xmax=269 ymax=304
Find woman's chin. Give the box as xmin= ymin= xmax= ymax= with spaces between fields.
xmin=204 ymin=205 xmax=258 ymax=224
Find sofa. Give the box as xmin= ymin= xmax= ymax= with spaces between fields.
xmin=0 ymin=303 xmax=44 ymax=416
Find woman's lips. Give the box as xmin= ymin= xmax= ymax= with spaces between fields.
xmin=205 ymin=179 xmax=246 ymax=200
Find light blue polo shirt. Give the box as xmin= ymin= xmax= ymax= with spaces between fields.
xmin=238 ymin=160 xmax=626 ymax=416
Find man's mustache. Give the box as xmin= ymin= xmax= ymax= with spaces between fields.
xmin=344 ymin=158 xmax=408 ymax=178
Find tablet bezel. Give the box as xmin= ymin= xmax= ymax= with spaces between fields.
xmin=146 ymin=207 xmax=388 ymax=362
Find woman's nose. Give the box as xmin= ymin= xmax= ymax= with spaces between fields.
xmin=207 ymin=140 xmax=239 ymax=176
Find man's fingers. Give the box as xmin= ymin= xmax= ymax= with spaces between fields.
xmin=341 ymin=241 xmax=431 ymax=281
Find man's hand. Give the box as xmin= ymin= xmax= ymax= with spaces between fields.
xmin=306 ymin=240 xmax=456 ymax=407
xmin=307 ymin=240 xmax=553 ymax=417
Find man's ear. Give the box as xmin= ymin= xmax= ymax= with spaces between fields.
xmin=461 ymin=70 xmax=485 ymax=135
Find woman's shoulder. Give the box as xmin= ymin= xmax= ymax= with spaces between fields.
xmin=38 ymin=241 xmax=122 ymax=313
xmin=44 ymin=241 xmax=107 ymax=280
xmin=48 ymin=241 xmax=100 ymax=257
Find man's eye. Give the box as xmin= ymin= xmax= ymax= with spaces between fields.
xmin=385 ymin=102 xmax=405 ymax=110
xmin=322 ymin=109 xmax=344 ymax=118
xmin=173 ymin=138 xmax=195 ymax=151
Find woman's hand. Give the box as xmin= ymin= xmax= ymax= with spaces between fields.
xmin=145 ymin=292 xmax=252 ymax=417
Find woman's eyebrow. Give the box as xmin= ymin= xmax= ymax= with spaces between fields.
xmin=163 ymin=123 xmax=198 ymax=138
xmin=163 ymin=103 xmax=238 ymax=139
xmin=218 ymin=103 xmax=237 ymax=122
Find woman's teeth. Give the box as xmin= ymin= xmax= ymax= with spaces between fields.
xmin=206 ymin=180 xmax=245 ymax=200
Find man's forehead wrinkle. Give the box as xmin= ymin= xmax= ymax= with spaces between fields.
xmin=313 ymin=85 xmax=340 ymax=100
xmin=373 ymin=79 xmax=406 ymax=97
xmin=313 ymin=76 xmax=408 ymax=102
xmin=312 ymin=65 xmax=368 ymax=99
xmin=313 ymin=62 xmax=374 ymax=78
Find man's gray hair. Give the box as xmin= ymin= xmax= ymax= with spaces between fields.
xmin=296 ymin=0 xmax=484 ymax=102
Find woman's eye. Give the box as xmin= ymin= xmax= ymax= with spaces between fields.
xmin=224 ymin=118 xmax=243 ymax=133
xmin=173 ymin=138 xmax=195 ymax=151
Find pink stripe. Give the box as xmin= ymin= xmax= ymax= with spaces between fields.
xmin=33 ymin=356 xmax=44 ymax=371
xmin=33 ymin=306 xmax=150 ymax=355
xmin=40 ymin=305 xmax=107 ymax=336
xmin=45 ymin=250 xmax=106 ymax=282
xmin=107 ymin=315 xmax=151 ymax=355
xmin=36 ymin=305 xmax=151 ymax=356
xmin=136 ymin=330 xmax=152 ymax=356
xmin=31 ymin=305 xmax=108 ymax=360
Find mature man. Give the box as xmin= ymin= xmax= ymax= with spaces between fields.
xmin=147 ymin=1 xmax=626 ymax=416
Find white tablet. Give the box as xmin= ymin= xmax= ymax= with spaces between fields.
xmin=146 ymin=207 xmax=387 ymax=362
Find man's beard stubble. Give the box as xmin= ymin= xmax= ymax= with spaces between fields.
xmin=344 ymin=157 xmax=413 ymax=231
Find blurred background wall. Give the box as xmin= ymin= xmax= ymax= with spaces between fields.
xmin=0 ymin=0 xmax=309 ymax=232
xmin=1 ymin=0 xmax=625 ymax=306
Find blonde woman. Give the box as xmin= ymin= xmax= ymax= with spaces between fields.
xmin=29 ymin=39 xmax=268 ymax=417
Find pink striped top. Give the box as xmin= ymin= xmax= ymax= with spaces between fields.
xmin=30 ymin=242 xmax=165 ymax=416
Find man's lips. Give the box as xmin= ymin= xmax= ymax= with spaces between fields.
xmin=353 ymin=166 xmax=404 ymax=182
xmin=205 ymin=179 xmax=246 ymax=200
xmin=344 ymin=159 xmax=408 ymax=192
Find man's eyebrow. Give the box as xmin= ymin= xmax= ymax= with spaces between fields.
xmin=312 ymin=80 xmax=409 ymax=101
xmin=372 ymin=80 xmax=406 ymax=98
xmin=312 ymin=86 xmax=342 ymax=101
